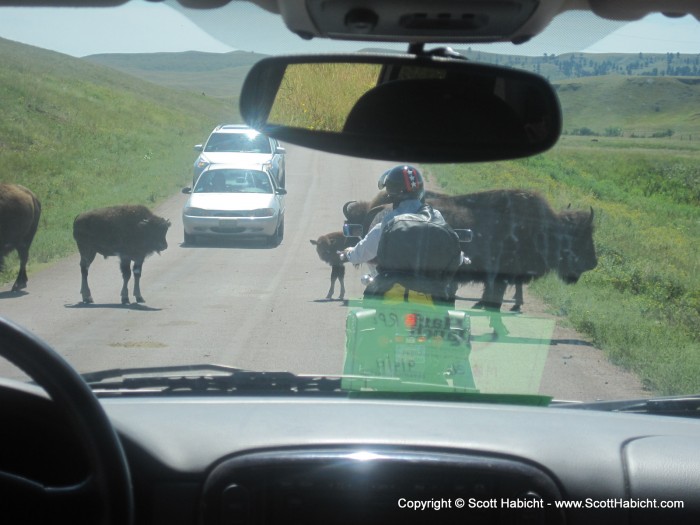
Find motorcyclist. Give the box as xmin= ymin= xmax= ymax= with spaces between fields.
xmin=340 ymin=165 xmax=464 ymax=306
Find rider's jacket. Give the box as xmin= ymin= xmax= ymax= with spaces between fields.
xmin=358 ymin=202 xmax=462 ymax=307
xmin=344 ymin=199 xmax=424 ymax=265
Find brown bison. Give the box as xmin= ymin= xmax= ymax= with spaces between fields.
xmin=428 ymin=189 xmax=597 ymax=310
xmin=0 ymin=183 xmax=41 ymax=292
xmin=73 ymin=205 xmax=170 ymax=304
xmin=309 ymin=192 xmax=390 ymax=300
xmin=310 ymin=231 xmax=359 ymax=300
xmin=335 ymin=189 xmax=597 ymax=311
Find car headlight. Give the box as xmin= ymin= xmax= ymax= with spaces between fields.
xmin=195 ymin=158 xmax=209 ymax=169
xmin=184 ymin=207 xmax=208 ymax=217
xmin=251 ymin=208 xmax=275 ymax=218
xmin=262 ymin=161 xmax=272 ymax=170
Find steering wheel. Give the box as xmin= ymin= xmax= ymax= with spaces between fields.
xmin=0 ymin=316 xmax=133 ymax=524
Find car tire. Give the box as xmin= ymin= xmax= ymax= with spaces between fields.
xmin=267 ymin=218 xmax=284 ymax=247
xmin=184 ymin=230 xmax=197 ymax=245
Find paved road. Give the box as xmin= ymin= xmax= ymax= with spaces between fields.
xmin=0 ymin=145 xmax=647 ymax=401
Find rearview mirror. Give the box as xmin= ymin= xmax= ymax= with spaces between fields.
xmin=240 ymin=54 xmax=561 ymax=163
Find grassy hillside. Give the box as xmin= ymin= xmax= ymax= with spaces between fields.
xmin=0 ymin=37 xmax=236 ymax=275
xmin=554 ymin=75 xmax=700 ymax=137
xmin=84 ymin=50 xmax=267 ymax=98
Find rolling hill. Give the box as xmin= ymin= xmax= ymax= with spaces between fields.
xmin=554 ymin=75 xmax=700 ymax=137
xmin=84 ymin=50 xmax=267 ymax=98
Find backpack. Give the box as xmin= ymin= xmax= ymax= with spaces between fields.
xmin=370 ymin=204 xmax=461 ymax=298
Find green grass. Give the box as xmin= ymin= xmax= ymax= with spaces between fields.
xmin=0 ymin=37 xmax=235 ymax=276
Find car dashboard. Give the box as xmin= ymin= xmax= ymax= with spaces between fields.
xmin=116 ymin=398 xmax=700 ymax=525
xmin=6 ymin=381 xmax=696 ymax=525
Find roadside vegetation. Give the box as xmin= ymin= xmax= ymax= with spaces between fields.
xmin=1 ymin=38 xmax=698 ymax=395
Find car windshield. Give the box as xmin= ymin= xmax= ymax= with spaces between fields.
xmin=194 ymin=169 xmax=273 ymax=193
xmin=0 ymin=2 xmax=698 ymax=405
xmin=204 ymin=132 xmax=272 ymax=153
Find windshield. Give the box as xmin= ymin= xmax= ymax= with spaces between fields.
xmin=194 ymin=169 xmax=273 ymax=193
xmin=204 ymin=131 xmax=272 ymax=154
xmin=0 ymin=2 xmax=697 ymax=404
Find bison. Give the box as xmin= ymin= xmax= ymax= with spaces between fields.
xmin=309 ymin=192 xmax=391 ymax=300
xmin=73 ymin=204 xmax=170 ymax=304
xmin=334 ymin=188 xmax=597 ymax=312
xmin=310 ymin=231 xmax=359 ymax=300
xmin=0 ymin=183 xmax=41 ymax=292
xmin=428 ymin=189 xmax=597 ymax=309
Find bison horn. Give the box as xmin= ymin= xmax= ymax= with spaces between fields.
xmin=342 ymin=200 xmax=357 ymax=220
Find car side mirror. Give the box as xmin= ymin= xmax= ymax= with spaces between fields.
xmin=454 ymin=229 xmax=474 ymax=243
xmin=194 ymin=144 xmax=203 ymax=152
xmin=182 ymin=187 xmax=192 ymax=194
xmin=343 ymin=223 xmax=364 ymax=238
xmin=275 ymin=146 xmax=286 ymax=154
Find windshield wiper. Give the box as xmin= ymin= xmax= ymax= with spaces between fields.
xmin=552 ymin=395 xmax=700 ymax=418
xmin=83 ymin=364 xmax=343 ymax=396
xmin=82 ymin=365 xmax=551 ymax=406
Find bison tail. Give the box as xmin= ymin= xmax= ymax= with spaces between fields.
xmin=27 ymin=194 xmax=42 ymax=240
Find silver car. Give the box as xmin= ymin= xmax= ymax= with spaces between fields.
xmin=193 ymin=124 xmax=286 ymax=188
xmin=182 ymin=164 xmax=286 ymax=246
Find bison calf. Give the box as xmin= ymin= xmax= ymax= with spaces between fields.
xmin=0 ymin=183 xmax=41 ymax=292
xmin=310 ymin=231 xmax=358 ymax=300
xmin=73 ymin=205 xmax=170 ymax=304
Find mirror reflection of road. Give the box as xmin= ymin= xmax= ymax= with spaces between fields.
xmin=0 ymin=145 xmax=647 ymax=401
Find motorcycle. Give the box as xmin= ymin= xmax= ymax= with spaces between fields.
xmin=340 ymin=225 xmax=477 ymax=393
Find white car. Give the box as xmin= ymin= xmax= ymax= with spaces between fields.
xmin=182 ymin=164 xmax=286 ymax=246
xmin=193 ymin=124 xmax=286 ymax=188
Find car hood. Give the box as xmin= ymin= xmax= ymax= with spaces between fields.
xmin=186 ymin=192 xmax=277 ymax=210
xmin=200 ymin=152 xmax=273 ymax=164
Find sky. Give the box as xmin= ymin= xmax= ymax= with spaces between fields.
xmin=0 ymin=2 xmax=697 ymax=58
